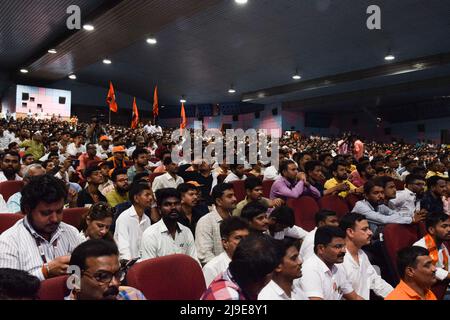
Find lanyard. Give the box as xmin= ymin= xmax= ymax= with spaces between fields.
xmin=23 ymin=220 xmax=58 ymax=264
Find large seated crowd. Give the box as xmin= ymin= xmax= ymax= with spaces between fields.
xmin=0 ymin=116 xmax=448 ymax=300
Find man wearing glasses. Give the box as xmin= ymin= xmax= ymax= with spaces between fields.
xmin=67 ymin=239 xmax=145 ymax=300
xmin=390 ymin=174 xmax=428 ymax=218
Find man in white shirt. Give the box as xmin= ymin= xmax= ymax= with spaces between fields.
xmin=152 ymin=157 xmax=184 ymax=193
xmin=340 ymin=213 xmax=393 ymax=300
xmin=300 ymin=210 xmax=339 ymax=261
xmin=223 ymin=164 xmax=247 ymax=183
xmin=202 ymin=216 xmax=250 ymax=286
xmin=296 ymin=226 xmax=364 ymax=300
xmin=413 ymin=212 xmax=450 ymax=283
xmin=66 ymin=132 xmax=86 ymax=157
xmin=140 ymin=188 xmax=197 ymax=261
xmin=390 ymin=174 xmax=427 ymax=218
xmin=114 ymin=182 xmax=152 ymax=262
xmin=196 ymin=183 xmax=237 ymax=265
xmin=0 ymin=151 xmax=22 ymax=182
xmin=96 ymin=136 xmax=112 ymax=160
xmin=267 ymin=206 xmax=309 ymax=241
xmin=0 ymin=128 xmax=11 ymax=151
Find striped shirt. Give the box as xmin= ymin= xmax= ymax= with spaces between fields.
xmin=0 ymin=217 xmax=82 ymax=280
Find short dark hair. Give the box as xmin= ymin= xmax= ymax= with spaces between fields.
xmin=20 ymin=174 xmax=68 ymax=215
xmin=304 ymin=160 xmax=322 ymax=174
xmin=425 ymin=212 xmax=450 ymax=233
xmin=363 ymin=179 xmax=384 ymax=195
xmin=397 ymin=246 xmax=430 ymax=279
xmin=339 ymin=212 xmax=367 ymax=233
xmin=270 ymin=206 xmax=295 ymax=228
xmin=111 ymin=168 xmax=128 ymax=182
xmin=314 ymin=226 xmax=345 ymax=253
xmin=211 ymin=183 xmax=234 ymax=205
xmin=356 ymin=161 xmax=371 ymax=175
xmin=2 ymin=150 xmax=20 ymax=160
xmin=405 ymin=174 xmax=424 ymax=186
xmin=154 ymin=187 xmax=180 ymax=207
xmin=373 ymin=176 xmax=394 ymax=188
xmin=177 ymin=183 xmax=198 ymax=195
xmin=132 ymin=148 xmax=148 ymax=160
xmin=69 ymin=240 xmax=119 ymax=271
xmin=426 ymin=175 xmax=447 ymax=190
xmin=83 ymin=165 xmax=101 ymax=179
xmin=220 ymin=216 xmax=249 ymax=240
xmin=229 ymin=234 xmax=283 ymax=288
xmin=132 ymin=172 xmax=149 ymax=184
xmin=279 ymin=237 xmax=302 ymax=255
xmin=128 ymin=182 xmax=151 ymax=204
xmin=0 ymin=268 xmax=40 ymax=300
xmin=315 ymin=209 xmax=337 ymax=226
xmin=241 ymin=202 xmax=268 ymax=222
xmin=331 ymin=160 xmax=347 ymax=173
xmin=279 ymin=160 xmax=296 ymax=176
xmin=163 ymin=157 xmax=173 ymax=166
xmin=80 ymin=202 xmax=114 ymax=232
xmin=244 ymin=176 xmax=262 ymax=191
xmin=319 ymin=153 xmax=332 ymax=162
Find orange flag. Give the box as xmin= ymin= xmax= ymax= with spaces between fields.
xmin=106 ymin=81 xmax=118 ymax=113
xmin=131 ymin=97 xmax=139 ymax=129
xmin=153 ymin=86 xmax=159 ymax=121
xmin=180 ymin=102 xmax=187 ymax=133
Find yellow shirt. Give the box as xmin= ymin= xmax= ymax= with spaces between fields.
xmin=105 ymin=189 xmax=129 ymax=208
xmin=324 ymin=178 xmax=357 ymax=198
xmin=425 ymin=171 xmax=448 ymax=180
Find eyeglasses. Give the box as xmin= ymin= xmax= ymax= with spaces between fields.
xmin=83 ymin=270 xmax=125 ymax=284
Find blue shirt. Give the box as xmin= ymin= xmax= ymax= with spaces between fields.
xmin=6 ymin=192 xmax=21 ymax=213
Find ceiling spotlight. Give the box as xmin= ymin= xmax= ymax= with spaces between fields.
xmin=146 ymin=37 xmax=157 ymax=45
xmin=180 ymin=99 xmax=187 ymax=103
xmin=48 ymin=49 xmax=57 ymax=54
xmin=235 ymin=0 xmax=248 ymax=4
xmin=292 ymin=74 xmax=302 ymax=80
xmin=20 ymin=69 xmax=29 ymax=74
xmin=384 ymin=54 xmax=395 ymax=61
xmin=228 ymin=88 xmax=236 ymax=94
xmin=83 ymin=24 xmax=95 ymax=31
xmin=103 ymin=59 xmax=112 ymax=65
xmin=69 ymin=74 xmax=77 ymax=80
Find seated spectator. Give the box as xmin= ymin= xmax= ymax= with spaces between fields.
xmin=152 ymin=150 xmax=171 ymax=173
xmin=105 ymin=169 xmax=130 ymax=208
xmin=77 ymin=143 xmax=101 ymax=172
xmin=233 ymin=176 xmax=283 ymax=216
xmin=79 ymin=202 xmax=114 ymax=242
xmin=114 ymin=182 xmax=152 ymax=262
xmin=66 ymin=132 xmax=86 ymax=158
xmin=201 ymin=234 xmax=283 ymax=300
xmin=19 ymin=132 xmax=45 ymax=160
xmin=0 ymin=174 xmax=82 ymax=280
xmin=319 ymin=153 xmax=334 ymax=180
xmin=151 ymin=157 xmax=184 ymax=193
xmin=39 ymin=138 xmax=65 ymax=162
xmin=425 ymin=160 xmax=448 ymax=179
xmin=267 ymin=206 xmax=309 ymax=240
xmin=300 ymin=210 xmax=339 ymax=261
xmin=176 ymin=183 xmax=209 ymax=236
xmin=340 ymin=213 xmax=393 ymax=299
xmin=22 ymin=153 xmax=35 ymax=166
xmin=399 ymin=159 xmax=418 ymax=181
xmin=140 ymin=188 xmax=197 ymax=261
xmin=295 ymin=152 xmax=313 ymax=173
xmin=0 ymin=268 xmax=40 ymax=300
xmin=126 ymin=136 xmax=147 ymax=158
xmin=258 ymin=238 xmax=307 ymax=300
xmin=390 ymin=174 xmax=426 ymax=218
xmin=96 ymin=136 xmax=112 ymax=160
xmin=127 ymin=148 xmax=149 ymax=183
xmin=224 ymin=163 xmax=247 ymax=183
xmin=77 ymin=165 xmax=107 ymax=208
xmin=67 ymin=240 xmax=145 ymax=300
xmin=98 ymin=161 xmax=115 ymax=196
xmin=241 ymin=202 xmax=270 ymax=233
xmin=324 ymin=160 xmax=359 ymax=198
xmin=385 ymin=246 xmax=437 ymax=300
xmin=180 ymin=161 xmax=214 ymax=205
xmin=421 ymin=176 xmax=447 ymax=214
xmin=202 ymin=217 xmax=250 ymax=287
xmin=297 ymin=226 xmax=363 ymax=300
xmin=106 ymin=146 xmax=127 ymax=170
xmin=352 ymin=161 xmax=376 ymax=188
xmin=0 ymin=151 xmax=22 ymax=182
xmin=270 ymin=160 xmax=320 ymax=201
xmin=196 ymin=183 xmax=237 ymax=265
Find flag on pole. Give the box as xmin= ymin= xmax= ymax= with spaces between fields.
xmin=180 ymin=102 xmax=187 ymax=134
xmin=153 ymin=85 xmax=159 ymax=122
xmin=131 ymin=97 xmax=139 ymax=129
xmin=106 ymin=81 xmax=118 ymax=113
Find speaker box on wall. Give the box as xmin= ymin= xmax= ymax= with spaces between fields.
xmin=272 ymin=108 xmax=278 ymax=116
xmin=418 ymin=124 xmax=425 ymax=132
xmin=59 ymin=97 xmax=66 ymax=104
xmin=232 ymin=115 xmax=238 ymax=122
xmin=22 ymin=93 xmax=29 ymax=101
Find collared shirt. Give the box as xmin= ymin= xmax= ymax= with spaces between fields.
xmin=389 ymin=188 xmax=419 ymax=218
xmin=6 ymin=191 xmax=21 ymax=213
xmin=105 ymin=189 xmax=129 ymax=208
xmin=140 ymin=219 xmax=198 ymax=261
xmin=270 ymin=176 xmax=320 ymax=201
xmin=201 ymin=268 xmax=246 ymax=300
xmin=232 ymin=197 xmax=270 ymax=217
xmin=272 ymin=225 xmax=309 ymax=240
xmin=324 ymin=178 xmax=357 ymax=198
xmin=414 ymin=237 xmax=449 ymax=281
xmin=114 ymin=205 xmax=151 ymax=261
xmin=263 ymin=166 xmax=279 ymax=181
xmin=299 ymin=227 xmax=317 ymax=261
xmin=127 ymin=165 xmax=149 ymax=183
xmin=66 ymin=143 xmax=86 ymax=157
xmin=0 ymin=172 xmax=22 ymax=183
xmin=66 ymin=286 xmax=146 ymax=300
xmin=385 ymin=280 xmax=437 ymax=300
xmin=258 ymin=280 xmax=308 ymax=300
xmin=296 ymin=254 xmax=354 ymax=300
xmin=202 ymin=252 xmax=231 ymax=287
xmin=0 ymin=194 xmax=9 ymax=213
xmin=96 ymin=145 xmax=112 ymax=160
xmin=151 ymin=172 xmax=184 ymax=193
xmin=342 ymin=249 xmax=393 ymax=299
xmin=39 ymin=152 xmax=66 ymax=163
xmin=0 ymin=217 xmax=82 ymax=280
xmin=195 ymin=207 xmax=227 ymax=264
xmin=223 ymin=172 xmax=247 ymax=183
xmin=420 ymin=191 xmax=444 ymax=215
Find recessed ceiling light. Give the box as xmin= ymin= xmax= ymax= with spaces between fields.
xmin=235 ymin=0 xmax=248 ymax=5
xmin=48 ymin=49 xmax=57 ymax=54
xmin=146 ymin=37 xmax=157 ymax=45
xmin=20 ymin=69 xmax=29 ymax=74
xmin=103 ymin=59 xmax=112 ymax=65
xmin=292 ymin=74 xmax=302 ymax=80
xmin=228 ymin=89 xmax=236 ymax=94
xmin=69 ymin=74 xmax=77 ymax=80
xmin=83 ymin=24 xmax=95 ymax=31
xmin=384 ymin=54 xmax=395 ymax=61
xmin=180 ymin=99 xmax=187 ymax=103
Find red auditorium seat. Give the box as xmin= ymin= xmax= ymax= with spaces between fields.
xmin=345 ymin=193 xmax=364 ymax=211
xmin=126 ymin=254 xmax=206 ymax=300
xmin=231 ymin=180 xmax=246 ymax=203
xmin=0 ymin=214 xmax=24 ymax=234
xmin=62 ymin=207 xmax=89 ymax=230
xmin=37 ymin=275 xmax=70 ymax=300
xmin=0 ymin=180 xmax=25 ymax=202
xmin=149 ymin=172 xmax=165 ymax=184
xmin=262 ymin=179 xmax=274 ymax=199
xmin=318 ymin=194 xmax=350 ymax=219
xmin=393 ymin=179 xmax=404 ymax=191
xmin=287 ymin=196 xmax=320 ymax=232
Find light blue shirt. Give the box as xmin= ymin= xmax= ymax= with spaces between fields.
xmin=6 ymin=192 xmax=21 ymax=214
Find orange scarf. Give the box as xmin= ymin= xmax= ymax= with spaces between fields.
xmin=424 ymin=234 xmax=448 ymax=270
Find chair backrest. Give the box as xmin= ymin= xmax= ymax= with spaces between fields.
xmin=345 ymin=193 xmax=364 ymax=211
xmin=37 ymin=275 xmax=70 ymax=300
xmin=0 ymin=214 xmax=23 ymax=234
xmin=0 ymin=180 xmax=24 ymax=202
xmin=382 ymin=223 xmax=422 ymax=282
xmin=126 ymin=254 xmax=206 ymax=300
xmin=262 ymin=179 xmax=274 ymax=199
xmin=149 ymin=172 xmax=165 ymax=184
xmin=287 ymin=196 xmax=320 ymax=232
xmin=393 ymin=179 xmax=405 ymax=191
xmin=318 ymin=195 xmax=350 ymax=219
xmin=62 ymin=207 xmax=89 ymax=231
xmin=231 ymin=180 xmax=246 ymax=203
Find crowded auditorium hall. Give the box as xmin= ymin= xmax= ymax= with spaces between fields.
xmin=0 ymin=0 xmax=449 ymax=304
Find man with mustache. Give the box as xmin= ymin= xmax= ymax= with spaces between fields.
xmin=324 ymin=160 xmax=361 ymax=198
xmin=340 ymin=213 xmax=393 ymax=300
xmin=0 ymin=151 xmax=22 ymax=182
xmin=67 ymin=239 xmax=146 ymax=300
xmin=297 ymin=226 xmax=364 ymax=300
xmin=385 ymin=246 xmax=437 ymax=300
xmin=0 ymin=174 xmax=82 ymax=280
xmin=140 ymin=188 xmax=198 ymax=261
xmin=413 ymin=212 xmax=450 ymax=283
xmin=105 ymin=168 xmax=130 ymax=208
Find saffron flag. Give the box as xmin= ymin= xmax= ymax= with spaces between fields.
xmin=180 ymin=102 xmax=187 ymax=133
xmin=153 ymin=85 xmax=159 ymax=121
xmin=131 ymin=97 xmax=139 ymax=129
xmin=106 ymin=81 xmax=118 ymax=113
